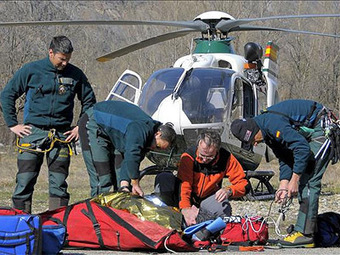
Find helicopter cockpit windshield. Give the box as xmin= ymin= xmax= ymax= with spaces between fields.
xmin=178 ymin=68 xmax=232 ymax=124
xmin=138 ymin=68 xmax=184 ymax=116
xmin=138 ymin=67 xmax=233 ymax=125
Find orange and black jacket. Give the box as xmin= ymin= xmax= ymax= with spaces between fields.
xmin=178 ymin=146 xmax=249 ymax=209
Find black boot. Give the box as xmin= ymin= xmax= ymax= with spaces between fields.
xmin=49 ymin=197 xmax=69 ymax=211
xmin=13 ymin=199 xmax=32 ymax=214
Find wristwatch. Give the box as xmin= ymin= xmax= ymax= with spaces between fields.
xmin=226 ymin=188 xmax=233 ymax=197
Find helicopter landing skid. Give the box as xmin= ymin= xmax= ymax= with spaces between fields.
xmin=139 ymin=165 xmax=177 ymax=180
xmin=139 ymin=166 xmax=275 ymax=201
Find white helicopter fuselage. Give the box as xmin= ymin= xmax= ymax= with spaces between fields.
xmin=152 ymin=53 xmax=247 ymax=134
xmin=107 ymin=43 xmax=279 ymax=170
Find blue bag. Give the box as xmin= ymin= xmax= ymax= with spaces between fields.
xmin=42 ymin=224 xmax=66 ymax=254
xmin=183 ymin=220 xmax=213 ymax=237
xmin=192 ymin=217 xmax=226 ymax=241
xmin=0 ymin=215 xmax=42 ymax=254
xmin=316 ymin=212 xmax=340 ymax=247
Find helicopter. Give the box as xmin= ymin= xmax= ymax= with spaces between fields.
xmin=100 ymin=11 xmax=340 ymax=199
xmin=1 ymin=11 xmax=340 ymax=200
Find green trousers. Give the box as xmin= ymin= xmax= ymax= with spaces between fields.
xmin=294 ymin=122 xmax=331 ymax=235
xmin=14 ymin=125 xmax=70 ymax=213
xmin=78 ymin=108 xmax=123 ymax=197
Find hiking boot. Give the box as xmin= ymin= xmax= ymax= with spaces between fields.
xmin=278 ymin=231 xmax=315 ymax=248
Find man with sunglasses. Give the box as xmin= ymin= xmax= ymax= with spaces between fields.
xmin=154 ymin=131 xmax=249 ymax=226
xmin=78 ymin=100 xmax=176 ymax=198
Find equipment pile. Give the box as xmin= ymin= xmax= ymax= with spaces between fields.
xmin=1 ymin=190 xmax=339 ymax=254
xmin=0 ymin=192 xmax=271 ymax=254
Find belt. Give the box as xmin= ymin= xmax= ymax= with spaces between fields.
xmin=29 ymin=124 xmax=71 ymax=132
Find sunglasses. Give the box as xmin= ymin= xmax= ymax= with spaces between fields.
xmin=198 ymin=152 xmax=216 ymax=161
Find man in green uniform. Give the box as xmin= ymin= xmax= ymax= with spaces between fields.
xmin=78 ymin=100 xmax=176 ymax=197
xmin=1 ymin=36 xmax=96 ymax=212
xmin=231 ymin=99 xmax=334 ymax=248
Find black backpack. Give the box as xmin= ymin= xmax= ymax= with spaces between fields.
xmin=315 ymin=212 xmax=340 ymax=247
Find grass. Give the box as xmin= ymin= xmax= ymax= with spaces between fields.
xmin=0 ymin=146 xmax=157 ymax=213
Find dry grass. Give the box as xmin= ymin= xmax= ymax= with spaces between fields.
xmin=257 ymin=157 xmax=340 ymax=194
xmin=0 ymin=145 xmax=339 ymax=214
xmin=0 ymin=146 xmax=156 ymax=213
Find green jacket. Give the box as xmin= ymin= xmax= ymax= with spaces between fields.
xmin=93 ymin=101 xmax=161 ymax=181
xmin=254 ymin=99 xmax=323 ymax=180
xmin=1 ymin=56 xmax=96 ymax=129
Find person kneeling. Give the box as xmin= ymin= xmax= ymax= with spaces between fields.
xmin=155 ymin=131 xmax=250 ymax=226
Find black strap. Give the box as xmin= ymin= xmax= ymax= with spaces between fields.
xmin=99 ymin=204 xmax=159 ymax=248
xmin=44 ymin=216 xmax=63 ymax=226
xmin=305 ymin=102 xmax=317 ymax=126
xmin=262 ymin=102 xmax=318 ymax=129
xmin=61 ymin=200 xmax=85 ymax=246
xmin=25 ymin=216 xmax=40 ymax=255
xmin=262 ymin=110 xmax=302 ymax=128
xmin=0 ymin=230 xmax=33 ymax=243
xmin=81 ymin=200 xmax=105 ymax=248
xmin=25 ymin=233 xmax=30 ymax=255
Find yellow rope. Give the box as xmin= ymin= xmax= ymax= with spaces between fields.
xmin=16 ymin=129 xmax=73 ymax=156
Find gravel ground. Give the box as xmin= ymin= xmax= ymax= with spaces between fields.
xmin=60 ymin=193 xmax=340 ymax=255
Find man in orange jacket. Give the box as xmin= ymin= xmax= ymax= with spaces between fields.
xmin=155 ymin=131 xmax=250 ymax=226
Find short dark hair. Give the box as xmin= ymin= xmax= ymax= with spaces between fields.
xmin=49 ymin=36 xmax=74 ymax=54
xmin=158 ymin=122 xmax=176 ymax=146
xmin=197 ymin=131 xmax=221 ymax=150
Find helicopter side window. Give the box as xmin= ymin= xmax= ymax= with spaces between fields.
xmin=256 ymin=86 xmax=267 ymax=114
xmin=231 ymin=79 xmax=243 ymax=120
xmin=243 ymin=81 xmax=255 ymax=118
xmin=231 ymin=78 xmax=256 ymax=151
xmin=231 ymin=79 xmax=255 ymax=119
xmin=106 ymin=72 xmax=141 ymax=103
xmin=218 ymin=60 xmax=232 ymax=69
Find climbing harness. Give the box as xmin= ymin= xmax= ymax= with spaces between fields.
xmin=315 ymin=108 xmax=340 ymax=164
xmin=16 ymin=128 xmax=73 ymax=155
xmin=263 ymin=104 xmax=340 ymax=164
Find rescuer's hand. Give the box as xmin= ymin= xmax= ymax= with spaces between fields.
xmin=181 ymin=205 xmax=199 ymax=226
xmin=215 ymin=188 xmax=232 ymax=202
xmin=287 ymin=173 xmax=300 ymax=198
xmin=131 ymin=179 xmax=144 ymax=197
xmin=64 ymin=126 xmax=79 ymax=142
xmin=10 ymin=124 xmax=32 ymax=138
xmin=275 ymin=180 xmax=289 ymax=204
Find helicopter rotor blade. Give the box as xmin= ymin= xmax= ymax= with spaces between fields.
xmin=230 ymin=25 xmax=340 ymax=38
xmin=0 ymin=19 xmax=209 ymax=32
xmin=216 ymin=14 xmax=340 ymax=33
xmin=96 ymin=28 xmax=195 ymax=62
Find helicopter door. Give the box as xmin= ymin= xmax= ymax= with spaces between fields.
xmin=231 ymin=78 xmax=255 ymax=120
xmin=106 ymin=70 xmax=142 ymax=105
xmin=228 ymin=78 xmax=264 ymax=170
